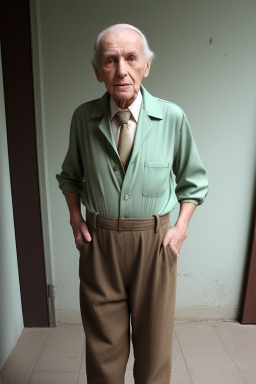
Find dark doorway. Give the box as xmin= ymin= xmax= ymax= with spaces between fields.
xmin=0 ymin=0 xmax=49 ymax=326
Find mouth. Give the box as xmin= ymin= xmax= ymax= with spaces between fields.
xmin=114 ymin=84 xmax=131 ymax=90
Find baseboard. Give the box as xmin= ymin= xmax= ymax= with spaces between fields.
xmin=57 ymin=310 xmax=82 ymax=324
xmin=174 ymin=306 xmax=239 ymax=321
xmin=56 ymin=306 xmax=239 ymax=324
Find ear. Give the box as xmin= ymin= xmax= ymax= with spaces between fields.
xmin=92 ymin=63 xmax=104 ymax=83
xmin=143 ymin=60 xmax=151 ymax=78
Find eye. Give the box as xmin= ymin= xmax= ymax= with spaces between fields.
xmin=128 ymin=56 xmax=136 ymax=62
xmin=106 ymin=58 xmax=115 ymax=66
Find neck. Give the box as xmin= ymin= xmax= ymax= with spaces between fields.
xmin=113 ymin=94 xmax=138 ymax=110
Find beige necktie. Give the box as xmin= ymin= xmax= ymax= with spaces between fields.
xmin=116 ymin=110 xmax=132 ymax=171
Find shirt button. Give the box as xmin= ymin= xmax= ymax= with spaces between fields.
xmin=113 ymin=164 xmax=119 ymax=171
xmin=124 ymin=195 xmax=129 ymax=201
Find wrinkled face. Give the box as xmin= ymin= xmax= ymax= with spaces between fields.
xmin=93 ymin=29 xmax=151 ymax=109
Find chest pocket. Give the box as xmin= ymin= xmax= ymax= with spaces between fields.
xmin=142 ymin=161 xmax=171 ymax=197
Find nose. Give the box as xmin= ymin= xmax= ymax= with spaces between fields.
xmin=116 ymin=58 xmax=127 ymax=77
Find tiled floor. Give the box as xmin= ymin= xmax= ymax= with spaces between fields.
xmin=1 ymin=321 xmax=255 ymax=384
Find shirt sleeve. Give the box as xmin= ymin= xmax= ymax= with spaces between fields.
xmin=56 ymin=110 xmax=84 ymax=196
xmin=173 ymin=113 xmax=209 ymax=205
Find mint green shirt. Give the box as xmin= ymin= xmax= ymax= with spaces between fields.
xmin=56 ymin=86 xmax=209 ymax=218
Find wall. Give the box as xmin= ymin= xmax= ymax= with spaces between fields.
xmin=0 ymin=45 xmax=24 ymax=369
xmin=32 ymin=0 xmax=256 ymax=320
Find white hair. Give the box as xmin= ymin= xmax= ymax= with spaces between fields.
xmin=91 ymin=23 xmax=155 ymax=68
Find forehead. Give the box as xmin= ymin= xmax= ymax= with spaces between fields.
xmin=99 ymin=29 xmax=144 ymax=54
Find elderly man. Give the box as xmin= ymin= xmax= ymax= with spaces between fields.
xmin=56 ymin=23 xmax=208 ymax=384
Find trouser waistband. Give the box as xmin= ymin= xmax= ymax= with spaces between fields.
xmin=86 ymin=211 xmax=171 ymax=233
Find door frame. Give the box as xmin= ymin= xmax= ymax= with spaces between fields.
xmin=0 ymin=0 xmax=50 ymax=327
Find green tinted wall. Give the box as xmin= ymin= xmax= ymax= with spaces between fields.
xmin=33 ymin=0 xmax=256 ymax=319
xmin=0 ymin=46 xmax=24 ymax=369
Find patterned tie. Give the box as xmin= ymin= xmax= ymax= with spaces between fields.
xmin=115 ymin=110 xmax=131 ymax=171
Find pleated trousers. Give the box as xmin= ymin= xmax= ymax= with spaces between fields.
xmin=79 ymin=211 xmax=177 ymax=384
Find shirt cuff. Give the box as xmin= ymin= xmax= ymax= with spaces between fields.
xmin=178 ymin=199 xmax=199 ymax=206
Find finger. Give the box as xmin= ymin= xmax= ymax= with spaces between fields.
xmin=169 ymin=242 xmax=181 ymax=259
xmin=76 ymin=243 xmax=83 ymax=251
xmin=162 ymin=230 xmax=172 ymax=247
xmin=76 ymin=239 xmax=87 ymax=251
xmin=75 ymin=233 xmax=85 ymax=250
xmin=80 ymin=221 xmax=92 ymax=242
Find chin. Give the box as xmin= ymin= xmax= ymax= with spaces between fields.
xmin=113 ymin=94 xmax=129 ymax=102
xmin=119 ymin=94 xmax=132 ymax=100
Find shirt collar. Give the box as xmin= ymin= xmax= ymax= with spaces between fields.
xmin=91 ymin=85 xmax=163 ymax=120
xmin=110 ymin=90 xmax=142 ymax=122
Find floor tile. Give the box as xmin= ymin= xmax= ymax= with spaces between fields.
xmin=1 ymin=321 xmax=255 ymax=384
xmin=172 ymin=330 xmax=190 ymax=375
xmin=78 ymin=367 xmax=133 ymax=383
xmin=212 ymin=321 xmax=256 ymax=378
xmin=171 ymin=371 xmax=192 ymax=384
xmin=125 ymin=369 xmax=134 ymax=383
xmin=50 ymin=323 xmax=83 ymax=333
xmin=28 ymin=371 xmax=78 ymax=384
xmin=77 ymin=368 xmax=87 ymax=384
xmin=126 ymin=340 xmax=134 ymax=370
xmin=0 ymin=328 xmax=50 ymax=384
xmin=175 ymin=322 xmax=245 ymax=384
xmin=80 ymin=343 xmax=85 ymax=369
xmin=34 ymin=325 xmax=84 ymax=372
xmin=245 ymin=377 xmax=256 ymax=384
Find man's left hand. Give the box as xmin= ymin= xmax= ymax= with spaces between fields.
xmin=162 ymin=226 xmax=187 ymax=260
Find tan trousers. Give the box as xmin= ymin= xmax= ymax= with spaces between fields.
xmin=79 ymin=211 xmax=177 ymax=384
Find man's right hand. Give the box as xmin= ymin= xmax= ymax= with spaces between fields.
xmin=70 ymin=213 xmax=92 ymax=251
xmin=64 ymin=193 xmax=92 ymax=251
